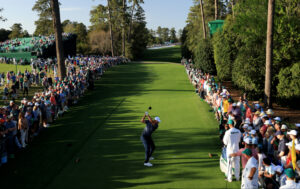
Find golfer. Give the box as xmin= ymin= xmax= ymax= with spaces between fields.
xmin=140 ymin=112 xmax=160 ymax=167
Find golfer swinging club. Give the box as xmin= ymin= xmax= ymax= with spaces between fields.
xmin=140 ymin=111 xmax=161 ymax=167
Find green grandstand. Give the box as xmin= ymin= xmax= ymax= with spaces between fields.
xmin=0 ymin=34 xmax=77 ymax=62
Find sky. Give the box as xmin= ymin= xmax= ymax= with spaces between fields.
xmin=0 ymin=0 xmax=194 ymax=34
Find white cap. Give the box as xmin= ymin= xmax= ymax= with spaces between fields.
xmin=295 ymin=123 xmax=300 ymax=127
xmin=274 ymin=117 xmax=281 ymax=122
xmin=245 ymin=120 xmax=251 ymax=124
xmin=266 ymin=109 xmax=274 ymax=115
xmin=155 ymin=117 xmax=161 ymax=123
xmin=232 ymin=103 xmax=237 ymax=106
xmin=247 ymin=126 xmax=253 ymax=131
xmin=274 ymin=166 xmax=283 ymax=173
xmin=28 ymin=102 xmax=33 ymax=106
xmin=243 ymin=124 xmax=249 ymax=128
xmin=35 ymin=103 xmax=39 ymax=106
xmin=250 ymin=130 xmax=256 ymax=135
xmin=287 ymin=130 xmax=297 ymax=136
xmin=264 ymin=120 xmax=271 ymax=125
xmin=244 ymin=137 xmax=252 ymax=144
xmin=281 ymin=124 xmax=288 ymax=130
xmin=237 ymin=102 xmax=241 ymax=107
xmin=260 ymin=112 xmax=268 ymax=118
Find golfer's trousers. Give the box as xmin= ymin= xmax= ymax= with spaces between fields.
xmin=141 ymin=135 xmax=155 ymax=163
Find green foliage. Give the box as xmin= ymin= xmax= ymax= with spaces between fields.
xmin=63 ymin=21 xmax=88 ymax=54
xmin=126 ymin=5 xmax=148 ymax=59
xmin=230 ymin=0 xmax=267 ymax=97
xmin=213 ymin=16 xmax=237 ymax=81
xmin=170 ymin=27 xmax=177 ymax=43
xmin=194 ymin=39 xmax=216 ymax=74
xmin=89 ymin=1 xmax=147 ymax=59
xmin=273 ymin=0 xmax=300 ymax=73
xmin=89 ymin=4 xmax=109 ymax=31
xmin=8 ymin=23 xmax=24 ymax=39
xmin=277 ymin=62 xmax=300 ymax=107
xmin=32 ymin=0 xmax=54 ymax=35
xmin=232 ymin=47 xmax=265 ymax=97
xmin=180 ymin=27 xmax=192 ymax=59
xmin=0 ymin=28 xmax=11 ymax=42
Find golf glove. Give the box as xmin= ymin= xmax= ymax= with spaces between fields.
xmin=145 ymin=112 xmax=148 ymax=116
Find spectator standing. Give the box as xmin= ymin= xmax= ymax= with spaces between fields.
xmin=18 ymin=112 xmax=28 ymax=148
xmin=241 ymin=148 xmax=259 ymax=189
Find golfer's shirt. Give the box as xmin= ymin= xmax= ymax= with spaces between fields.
xmin=142 ymin=120 xmax=158 ymax=137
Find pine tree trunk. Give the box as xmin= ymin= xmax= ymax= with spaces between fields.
xmin=50 ymin=0 xmax=66 ymax=79
xmin=122 ymin=0 xmax=126 ymax=57
xmin=264 ymin=0 xmax=275 ymax=108
xmin=199 ymin=0 xmax=206 ymax=39
xmin=107 ymin=0 xmax=115 ymax=57
xmin=215 ymin=0 xmax=218 ymax=20
xmin=231 ymin=0 xmax=235 ymax=18
xmin=127 ymin=1 xmax=136 ymax=42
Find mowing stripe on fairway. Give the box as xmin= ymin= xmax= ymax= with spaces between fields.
xmin=0 ymin=62 xmax=240 ymax=189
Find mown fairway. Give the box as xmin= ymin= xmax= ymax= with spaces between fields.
xmin=0 ymin=47 xmax=240 ymax=188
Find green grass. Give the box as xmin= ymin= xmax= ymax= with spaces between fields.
xmin=0 ymin=63 xmax=31 ymax=73
xmin=142 ymin=46 xmax=182 ymax=63
xmin=0 ymin=64 xmax=44 ymax=106
xmin=0 ymin=62 xmax=240 ymax=189
xmin=0 ymin=47 xmax=240 ymax=188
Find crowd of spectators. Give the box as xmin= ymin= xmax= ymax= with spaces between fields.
xmin=0 ymin=33 xmax=73 ymax=53
xmin=0 ymin=56 xmax=128 ymax=167
xmin=184 ymin=61 xmax=300 ymax=189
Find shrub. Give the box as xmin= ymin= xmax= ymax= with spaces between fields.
xmin=277 ymin=62 xmax=300 ymax=108
xmin=194 ymin=39 xmax=216 ymax=74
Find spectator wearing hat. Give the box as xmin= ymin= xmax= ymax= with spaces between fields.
xmin=231 ymin=103 xmax=242 ymax=129
xmin=223 ymin=119 xmax=241 ymax=182
xmin=281 ymin=125 xmax=288 ymax=136
xmin=287 ymin=130 xmax=299 ymax=145
xmin=274 ymin=121 xmax=281 ymax=132
xmin=266 ymin=109 xmax=274 ymax=120
xmin=241 ymin=148 xmax=259 ymax=189
xmin=230 ymin=137 xmax=258 ymax=169
xmin=279 ymin=168 xmax=300 ymax=189
xmin=253 ymin=111 xmax=263 ymax=131
xmin=261 ymin=120 xmax=272 ymax=137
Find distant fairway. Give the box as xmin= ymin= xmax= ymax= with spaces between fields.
xmin=142 ymin=46 xmax=181 ymax=63
xmin=0 ymin=47 xmax=240 ymax=188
